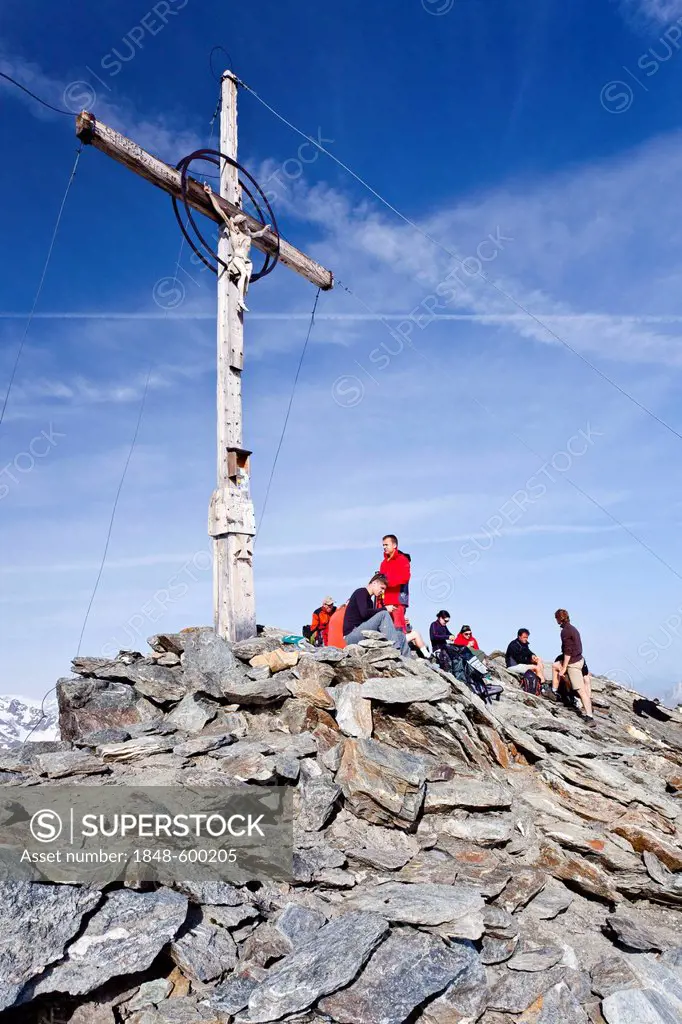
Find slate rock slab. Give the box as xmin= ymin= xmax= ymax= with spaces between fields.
xmin=245 ymin=910 xmax=389 ymax=1022
xmin=298 ymin=775 xmax=342 ymax=831
xmin=31 ymin=888 xmax=188 ymax=997
xmin=508 ymin=943 xmax=564 ymax=972
xmin=590 ymin=956 xmax=639 ymax=998
xmin=420 ymin=938 xmax=489 ymax=1024
xmin=336 ymin=738 xmax=426 ymax=828
xmin=35 ymin=749 xmax=109 ymax=778
xmin=211 ymin=967 xmax=268 ymax=1015
xmin=166 ymin=693 xmax=218 ymax=733
xmin=424 ymin=778 xmax=511 ymax=812
xmin=602 ymin=987 xmax=681 ymax=1024
xmin=488 ymin=967 xmax=567 ymax=1014
xmin=537 ymin=981 xmax=589 ymax=1024
xmin=318 ymin=927 xmax=465 ymax=1024
xmin=360 ymin=675 xmax=450 ymax=704
xmin=181 ymin=628 xmax=239 ymax=696
xmin=524 ymin=878 xmax=574 ymax=920
xmin=0 ymin=882 xmax=101 ymax=1011
xmin=606 ymin=912 xmax=668 ymax=952
xmin=221 ymin=673 xmax=291 ymax=706
xmin=57 ymin=677 xmax=160 ymax=743
xmin=333 ymin=683 xmax=373 ymax=739
xmin=345 ymin=882 xmax=485 ymax=938
xmin=274 ymin=904 xmax=327 ymax=949
xmin=170 ymin=916 xmax=238 ymax=982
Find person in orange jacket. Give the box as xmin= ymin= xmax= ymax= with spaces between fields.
xmin=310 ymin=596 xmax=336 ymax=646
xmin=453 ymin=625 xmax=480 ymax=650
xmin=378 ymin=534 xmax=411 ymax=631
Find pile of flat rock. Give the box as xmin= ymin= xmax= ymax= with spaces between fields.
xmin=1 ymin=625 xmax=682 ymax=1024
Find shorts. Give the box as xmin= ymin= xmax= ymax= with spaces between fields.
xmin=566 ymin=658 xmax=585 ymax=690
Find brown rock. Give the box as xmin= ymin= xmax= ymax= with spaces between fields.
xmin=536 ymin=840 xmax=622 ymax=903
xmin=336 ymin=738 xmax=426 ymax=828
xmin=610 ymin=821 xmax=682 ymax=871
xmin=250 ymin=648 xmax=299 ymax=673
xmin=287 ymin=659 xmax=336 ymax=709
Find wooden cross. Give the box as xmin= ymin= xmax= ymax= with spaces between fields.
xmin=76 ymin=71 xmax=333 ymax=642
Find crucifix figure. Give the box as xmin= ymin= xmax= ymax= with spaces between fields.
xmin=203 ymin=183 xmax=270 ymax=313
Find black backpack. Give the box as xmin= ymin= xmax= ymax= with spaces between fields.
xmin=521 ymin=669 xmax=542 ymax=696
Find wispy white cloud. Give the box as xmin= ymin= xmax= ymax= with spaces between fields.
xmin=620 ymin=0 xmax=682 ymax=25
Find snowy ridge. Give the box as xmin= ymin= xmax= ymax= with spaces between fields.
xmin=0 ymin=694 xmax=59 ymax=748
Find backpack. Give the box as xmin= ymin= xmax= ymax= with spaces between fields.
xmin=399 ymin=552 xmax=411 ymax=607
xmin=520 ymin=669 xmax=542 ymax=695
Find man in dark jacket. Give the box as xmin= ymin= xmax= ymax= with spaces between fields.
xmin=343 ymin=573 xmax=409 ymax=655
xmin=505 ymin=628 xmax=545 ymax=685
xmin=551 ymin=609 xmax=594 ymax=720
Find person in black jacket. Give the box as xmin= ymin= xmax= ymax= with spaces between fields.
xmin=505 ymin=628 xmax=545 ymax=685
xmin=343 ymin=573 xmax=410 ymax=655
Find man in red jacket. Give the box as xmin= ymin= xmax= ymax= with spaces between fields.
xmin=378 ymin=534 xmax=411 ymax=631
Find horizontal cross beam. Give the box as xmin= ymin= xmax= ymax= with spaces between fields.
xmin=75 ymin=111 xmax=333 ymax=291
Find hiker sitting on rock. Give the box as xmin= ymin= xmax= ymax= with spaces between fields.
xmin=505 ymin=627 xmax=545 ymax=685
xmin=550 ymin=608 xmax=594 ymax=722
xmin=310 ymin=597 xmax=336 ymax=646
xmin=453 ymin=624 xmax=480 ymax=649
xmin=343 ymin=573 xmax=410 ymax=655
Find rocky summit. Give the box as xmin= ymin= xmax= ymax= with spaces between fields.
xmin=1 ymin=625 xmax=682 ymax=1024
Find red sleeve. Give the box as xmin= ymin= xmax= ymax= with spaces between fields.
xmin=471 ymin=638 xmax=480 ymax=650
xmin=381 ymin=552 xmax=411 ymax=587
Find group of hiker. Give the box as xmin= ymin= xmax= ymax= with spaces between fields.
xmin=306 ymin=534 xmax=594 ymax=721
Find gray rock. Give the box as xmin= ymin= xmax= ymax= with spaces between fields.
xmin=419 ymin=939 xmax=489 ymax=1024
xmin=298 ymin=775 xmax=342 ymax=831
xmin=175 ymin=880 xmax=243 ymax=906
xmin=128 ymin=665 xmax=187 ymax=703
xmin=508 ymin=943 xmax=565 ymax=972
xmin=590 ymin=956 xmax=640 ymax=998
xmin=57 ymin=677 xmax=161 ymax=743
xmin=424 ymin=778 xmax=511 ymax=812
xmin=220 ymin=673 xmax=290 ymax=706
xmin=147 ymin=632 xmax=187 ymax=655
xmin=0 ymin=882 xmax=101 ymax=1010
xmin=483 ymin=905 xmax=519 ymax=940
xmin=318 ymin=927 xmax=467 ymax=1024
xmin=488 ymin=967 xmax=567 ymax=1013
xmin=180 ymin=628 xmax=239 ymax=695
xmin=537 ymin=981 xmax=589 ymax=1024
xmin=231 ymin=636 xmax=284 ymax=661
xmin=246 ymin=911 xmax=389 ymax=1022
xmin=495 ymin=867 xmax=546 ymax=912
xmin=170 ymin=915 xmax=238 ymax=982
xmin=336 ymin=738 xmax=427 ymax=828
xmin=293 ymin=844 xmax=347 ymax=884
xmin=173 ymin=732 xmax=234 ymax=756
xmin=274 ymin=904 xmax=327 ymax=948
xmin=126 ymin=978 xmax=173 ymax=1012
xmin=606 ymin=912 xmax=669 ymax=952
xmin=165 ymin=693 xmax=218 ymax=733
xmin=31 ymin=888 xmax=188 ymax=997
xmin=74 ymin=727 xmax=131 ymax=747
xmin=360 ymin=675 xmax=451 ymax=704
xmin=35 ymin=749 xmax=109 ymax=778
xmin=524 ymin=878 xmax=574 ymax=920
xmin=345 ymin=882 xmax=485 ymax=938
xmin=97 ymin=735 xmax=176 ymax=761
xmin=435 ymin=813 xmax=513 ymax=846
xmin=211 ymin=967 xmax=268 ymax=1015
xmin=481 ymin=935 xmax=519 ymax=964
xmin=643 ymin=850 xmax=673 ymax=886
xmin=602 ymin=988 xmax=681 ymax=1024
xmin=625 ymin=953 xmax=682 ymax=1014
xmin=333 ymin=682 xmax=373 ymax=739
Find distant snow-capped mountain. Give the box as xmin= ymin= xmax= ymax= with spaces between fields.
xmin=0 ymin=695 xmax=59 ymax=749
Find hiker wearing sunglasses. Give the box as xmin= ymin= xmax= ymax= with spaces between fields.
xmin=453 ymin=624 xmax=480 ymax=650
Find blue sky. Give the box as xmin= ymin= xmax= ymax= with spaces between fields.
xmin=2 ymin=0 xmax=682 ymax=701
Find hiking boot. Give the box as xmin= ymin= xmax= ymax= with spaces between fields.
xmin=546 ymin=690 xmax=560 ymax=702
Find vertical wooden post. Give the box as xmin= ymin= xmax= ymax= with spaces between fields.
xmin=209 ymin=70 xmax=257 ymax=641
